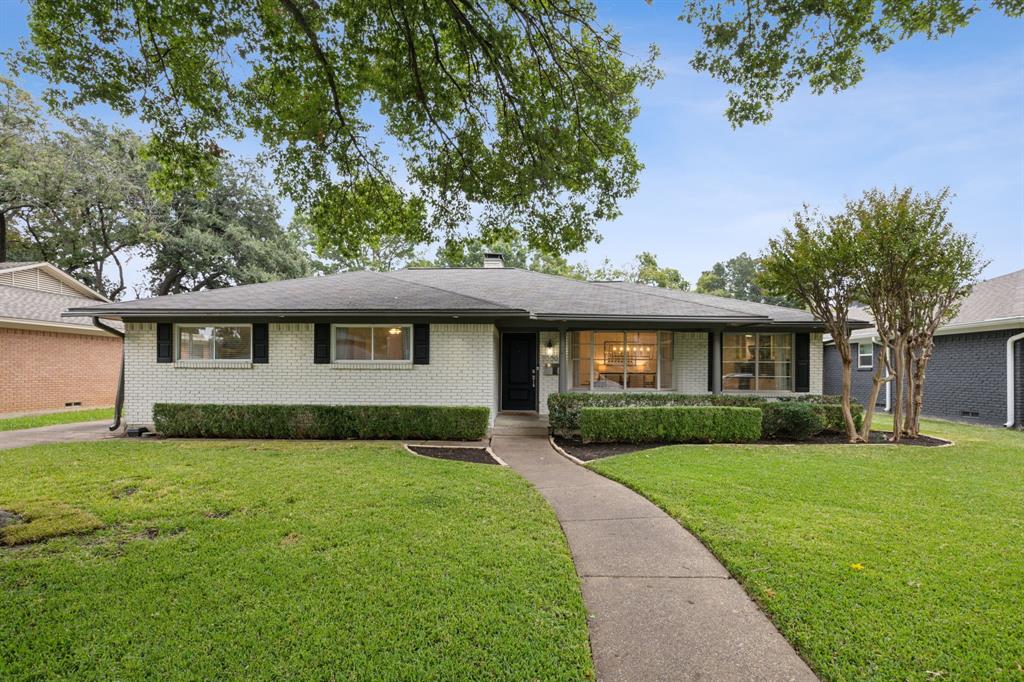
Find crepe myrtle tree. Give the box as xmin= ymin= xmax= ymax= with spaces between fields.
xmin=14 ymin=0 xmax=659 ymax=260
xmin=851 ymin=187 xmax=984 ymax=441
xmin=760 ymin=207 xmax=863 ymax=442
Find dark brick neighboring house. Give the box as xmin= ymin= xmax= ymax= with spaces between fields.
xmin=824 ymin=269 xmax=1024 ymax=428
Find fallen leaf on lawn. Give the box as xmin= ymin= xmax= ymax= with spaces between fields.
xmin=850 ymin=563 xmax=864 ymax=571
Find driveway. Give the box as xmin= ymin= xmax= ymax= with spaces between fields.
xmin=0 ymin=420 xmax=121 ymax=450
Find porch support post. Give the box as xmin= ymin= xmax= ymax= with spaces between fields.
xmin=711 ymin=329 xmax=722 ymax=394
xmin=557 ymin=327 xmax=568 ymax=393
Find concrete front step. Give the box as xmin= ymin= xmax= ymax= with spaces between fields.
xmin=492 ymin=413 xmax=549 ymax=437
xmin=491 ymin=426 xmax=550 ymax=437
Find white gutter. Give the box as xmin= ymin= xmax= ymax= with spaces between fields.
xmin=879 ymin=338 xmax=891 ymax=412
xmin=1006 ymin=331 xmax=1024 ymax=427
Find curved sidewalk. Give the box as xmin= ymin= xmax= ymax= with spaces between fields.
xmin=491 ymin=433 xmax=816 ymax=682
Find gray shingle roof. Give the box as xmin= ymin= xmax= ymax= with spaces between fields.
xmin=0 ymin=285 xmax=121 ymax=329
xmin=947 ymin=269 xmax=1024 ymax=326
xmin=66 ymin=267 xmax=830 ymax=327
xmin=0 ymin=261 xmax=41 ymax=270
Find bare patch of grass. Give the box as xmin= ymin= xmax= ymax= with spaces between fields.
xmin=0 ymin=501 xmax=103 ymax=546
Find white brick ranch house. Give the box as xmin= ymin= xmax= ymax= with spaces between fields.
xmin=66 ymin=254 xmax=842 ymax=431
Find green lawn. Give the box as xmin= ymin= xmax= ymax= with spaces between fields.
xmin=0 ymin=407 xmax=113 ymax=432
xmin=590 ymin=418 xmax=1024 ymax=681
xmin=0 ymin=440 xmax=593 ymax=680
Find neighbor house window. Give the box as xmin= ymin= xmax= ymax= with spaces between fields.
xmin=858 ymin=342 xmax=873 ymax=369
xmin=334 ymin=325 xmax=411 ymax=362
xmin=570 ymin=331 xmax=673 ymax=390
xmin=177 ymin=325 xmax=252 ymax=361
xmin=722 ymin=333 xmax=792 ymax=391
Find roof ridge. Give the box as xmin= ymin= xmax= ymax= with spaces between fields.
xmin=374 ymin=270 xmax=524 ymax=312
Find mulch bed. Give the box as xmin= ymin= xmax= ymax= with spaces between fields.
xmin=406 ymin=445 xmax=500 ymax=465
xmin=552 ymin=436 xmax=668 ymax=461
xmin=554 ymin=431 xmax=950 ymax=461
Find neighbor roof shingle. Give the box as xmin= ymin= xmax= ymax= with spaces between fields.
xmin=947 ymin=269 xmax=1024 ymax=326
xmin=0 ymin=285 xmax=121 ymax=329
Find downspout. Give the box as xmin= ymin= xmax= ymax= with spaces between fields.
xmin=877 ymin=336 xmax=891 ymax=413
xmin=92 ymin=317 xmax=125 ymax=432
xmin=1006 ymin=331 xmax=1024 ymax=428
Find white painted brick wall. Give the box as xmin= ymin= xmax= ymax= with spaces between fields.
xmin=538 ymin=331 xmax=560 ymax=414
xmin=809 ymin=333 xmax=823 ymax=395
xmin=123 ymin=322 xmax=499 ymax=427
xmin=674 ymin=332 xmax=709 ymax=393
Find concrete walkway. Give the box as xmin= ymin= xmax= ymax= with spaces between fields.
xmin=491 ymin=433 xmax=816 ymax=682
xmin=0 ymin=420 xmax=120 ymax=450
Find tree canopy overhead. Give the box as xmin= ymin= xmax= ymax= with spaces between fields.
xmin=14 ymin=0 xmax=659 ymax=260
xmin=681 ymin=0 xmax=1022 ymax=126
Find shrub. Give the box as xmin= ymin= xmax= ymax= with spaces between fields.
xmin=776 ymin=396 xmax=864 ymax=434
xmin=761 ymin=402 xmax=825 ymax=440
xmin=579 ymin=406 xmax=763 ymax=444
xmin=816 ymin=403 xmax=864 ymax=433
xmin=779 ymin=394 xmax=844 ymax=405
xmin=548 ymin=392 xmax=767 ymax=436
xmin=153 ymin=404 xmax=490 ymax=440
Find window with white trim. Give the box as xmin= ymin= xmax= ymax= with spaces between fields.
xmin=722 ymin=333 xmax=793 ymax=391
xmin=570 ymin=331 xmax=673 ymax=390
xmin=858 ymin=342 xmax=873 ymax=369
xmin=333 ymin=325 xmax=411 ymax=362
xmin=177 ymin=325 xmax=252 ymax=361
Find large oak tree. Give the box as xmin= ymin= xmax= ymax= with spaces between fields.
xmin=14 ymin=0 xmax=659 ymax=259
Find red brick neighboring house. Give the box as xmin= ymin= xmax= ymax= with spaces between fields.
xmin=0 ymin=262 xmax=122 ymax=413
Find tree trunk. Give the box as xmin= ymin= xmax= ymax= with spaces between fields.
xmin=839 ymin=345 xmax=863 ymax=442
xmin=905 ymin=346 xmax=921 ymax=436
xmin=909 ymin=354 xmax=929 ymax=438
xmin=860 ymin=343 xmax=888 ymax=440
xmin=890 ymin=337 xmax=905 ymax=443
xmin=0 ymin=210 xmax=7 ymax=263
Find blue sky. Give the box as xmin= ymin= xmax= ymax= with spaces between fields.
xmin=2 ymin=0 xmax=1022 ymax=292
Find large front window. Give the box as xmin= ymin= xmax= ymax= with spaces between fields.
xmin=722 ymin=333 xmax=792 ymax=391
xmin=177 ymin=325 xmax=252 ymax=361
xmin=334 ymin=325 xmax=411 ymax=362
xmin=571 ymin=331 xmax=673 ymax=390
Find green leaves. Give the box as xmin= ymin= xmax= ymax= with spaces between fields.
xmin=17 ymin=0 xmax=658 ymax=256
xmin=680 ymin=0 xmax=1018 ymax=126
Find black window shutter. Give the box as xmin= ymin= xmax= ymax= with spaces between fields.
xmin=156 ymin=322 xmax=173 ymax=363
xmin=413 ymin=324 xmax=430 ymax=365
xmin=252 ymin=323 xmax=269 ymax=364
xmin=313 ymin=323 xmax=330 ymax=364
xmin=794 ymin=332 xmax=810 ymax=393
xmin=707 ymin=332 xmax=714 ymax=392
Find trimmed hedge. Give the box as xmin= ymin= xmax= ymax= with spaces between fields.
xmin=579 ymin=406 xmax=763 ymax=444
xmin=549 ymin=392 xmax=765 ymax=435
xmin=551 ymin=392 xmax=864 ymax=440
xmin=153 ymin=404 xmax=490 ymax=440
xmin=761 ymin=402 xmax=825 ymax=440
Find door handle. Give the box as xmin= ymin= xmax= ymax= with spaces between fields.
xmin=532 ymin=368 xmax=537 ymax=388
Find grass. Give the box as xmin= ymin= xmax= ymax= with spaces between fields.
xmin=0 ymin=407 xmax=113 ymax=432
xmin=0 ymin=501 xmax=103 ymax=546
xmin=0 ymin=439 xmax=593 ymax=680
xmin=590 ymin=417 xmax=1024 ymax=681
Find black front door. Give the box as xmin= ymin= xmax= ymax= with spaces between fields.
xmin=502 ymin=332 xmax=537 ymax=411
